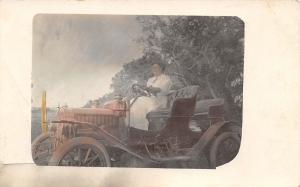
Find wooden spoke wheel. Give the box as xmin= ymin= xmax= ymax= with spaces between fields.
xmin=209 ymin=132 xmax=241 ymax=168
xmin=48 ymin=137 xmax=110 ymax=167
xmin=32 ymin=133 xmax=53 ymax=165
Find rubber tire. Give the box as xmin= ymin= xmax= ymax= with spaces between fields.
xmin=48 ymin=137 xmax=111 ymax=167
xmin=32 ymin=133 xmax=51 ymax=165
xmin=209 ymin=132 xmax=240 ymax=168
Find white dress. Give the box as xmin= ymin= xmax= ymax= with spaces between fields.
xmin=130 ymin=74 xmax=171 ymax=130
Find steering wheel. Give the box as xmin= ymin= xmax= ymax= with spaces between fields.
xmin=132 ymin=83 xmax=151 ymax=97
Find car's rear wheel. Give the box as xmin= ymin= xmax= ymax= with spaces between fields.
xmin=209 ymin=132 xmax=241 ymax=168
xmin=48 ymin=137 xmax=110 ymax=167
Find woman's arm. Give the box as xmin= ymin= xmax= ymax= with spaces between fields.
xmin=146 ymin=86 xmax=161 ymax=96
xmin=157 ymin=76 xmax=172 ymax=96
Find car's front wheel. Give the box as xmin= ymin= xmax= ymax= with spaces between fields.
xmin=48 ymin=137 xmax=111 ymax=167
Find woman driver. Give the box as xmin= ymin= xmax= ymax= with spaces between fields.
xmin=130 ymin=62 xmax=172 ymax=130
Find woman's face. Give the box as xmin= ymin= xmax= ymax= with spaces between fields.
xmin=151 ymin=64 xmax=162 ymax=76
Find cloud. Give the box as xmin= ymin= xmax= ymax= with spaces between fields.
xmin=32 ymin=14 xmax=144 ymax=107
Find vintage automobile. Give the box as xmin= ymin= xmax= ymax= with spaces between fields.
xmin=32 ymin=84 xmax=241 ymax=168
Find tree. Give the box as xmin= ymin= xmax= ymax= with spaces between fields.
xmin=135 ymin=16 xmax=244 ymax=120
xmin=95 ymin=16 xmax=244 ymax=121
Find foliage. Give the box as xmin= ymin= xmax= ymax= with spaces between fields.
xmin=92 ymin=16 xmax=244 ymax=121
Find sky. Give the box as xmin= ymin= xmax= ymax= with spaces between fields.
xmin=32 ymin=14 xmax=144 ymax=107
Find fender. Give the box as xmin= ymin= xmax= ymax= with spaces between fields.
xmin=220 ymin=121 xmax=242 ymax=135
xmin=188 ymin=121 xmax=227 ymax=157
xmin=52 ymin=120 xmax=158 ymax=163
